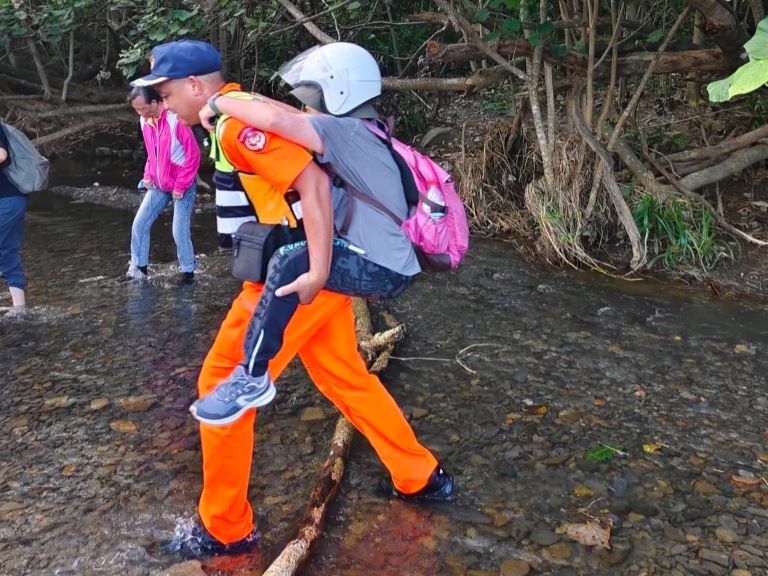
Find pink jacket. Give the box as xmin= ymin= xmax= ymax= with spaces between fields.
xmin=141 ymin=109 xmax=200 ymax=195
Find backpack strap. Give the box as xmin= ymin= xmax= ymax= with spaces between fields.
xmin=322 ymin=165 xmax=403 ymax=236
xmin=364 ymin=120 xmax=420 ymax=206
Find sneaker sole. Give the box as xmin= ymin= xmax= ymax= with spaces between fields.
xmin=189 ymin=382 xmax=277 ymax=426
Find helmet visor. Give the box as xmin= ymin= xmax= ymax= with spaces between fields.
xmin=278 ymin=46 xmax=322 ymax=87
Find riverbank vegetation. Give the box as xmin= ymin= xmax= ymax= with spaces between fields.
xmin=2 ymin=0 xmax=767 ymax=287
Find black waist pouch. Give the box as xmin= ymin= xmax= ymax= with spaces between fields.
xmin=231 ymin=221 xmax=306 ymax=282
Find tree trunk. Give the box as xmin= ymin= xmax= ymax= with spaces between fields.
xmin=685 ymin=0 xmax=749 ymax=58
xmin=61 ymin=30 xmax=75 ymax=103
xmin=26 ymin=36 xmax=51 ymax=100
xmin=686 ymin=11 xmax=705 ymax=106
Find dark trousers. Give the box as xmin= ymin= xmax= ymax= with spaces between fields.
xmin=242 ymin=239 xmax=410 ymax=376
xmin=0 ymin=194 xmax=28 ymax=290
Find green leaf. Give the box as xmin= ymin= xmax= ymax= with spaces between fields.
xmin=483 ymin=30 xmax=501 ymax=42
xmin=536 ymin=21 xmax=554 ymax=35
xmin=347 ymin=0 xmax=361 ymax=10
xmin=148 ymin=28 xmax=166 ymax=42
xmin=707 ymin=75 xmax=733 ymax=102
xmin=529 ymin=31 xmax=542 ymax=47
xmin=550 ymin=43 xmax=568 ymax=58
xmin=745 ymin=17 xmax=768 ymax=59
xmin=583 ymin=444 xmax=623 ymax=462
xmin=501 ymin=18 xmax=522 ymax=37
xmin=171 ymin=9 xmax=193 ymax=22
xmin=473 ymin=8 xmax=491 ymax=23
xmin=647 ymin=29 xmax=664 ymax=43
xmin=573 ymin=40 xmax=587 ymax=54
xmin=727 ymin=59 xmax=768 ymax=98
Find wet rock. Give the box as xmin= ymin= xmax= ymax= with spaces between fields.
xmin=117 ymin=394 xmax=156 ymax=412
xmin=0 ymin=502 xmax=25 ymax=514
xmin=89 ymin=398 xmax=110 ymax=410
xmin=299 ymin=406 xmax=325 ymax=421
xmin=42 ymin=396 xmax=74 ymax=411
xmin=512 ymin=370 xmax=528 ymax=384
xmin=670 ymin=544 xmax=689 ymax=555
xmin=541 ymin=542 xmax=572 ymax=562
xmin=500 ymin=558 xmax=530 ymax=576
xmin=664 ymin=526 xmax=687 ymax=543
xmin=716 ymin=527 xmax=740 ymax=544
xmin=699 ymin=548 xmax=731 ymax=567
xmin=694 ymin=480 xmax=719 ymax=496
xmin=161 ymin=560 xmax=206 ymax=575
xmin=109 ymin=420 xmax=137 ymax=433
xmin=732 ymin=548 xmax=766 ymax=568
xmin=410 ymin=407 xmax=428 ymax=419
xmin=597 ymin=538 xmax=632 ymax=566
xmin=629 ymin=497 xmax=659 ymax=517
xmin=530 ymin=525 xmax=560 ymax=546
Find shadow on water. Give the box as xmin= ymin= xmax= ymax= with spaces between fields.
xmin=1 ymin=192 xmax=766 ymax=575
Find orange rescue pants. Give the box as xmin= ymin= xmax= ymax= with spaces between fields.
xmin=197 ymin=282 xmax=438 ymax=545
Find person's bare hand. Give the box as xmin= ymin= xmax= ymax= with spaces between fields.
xmin=199 ymin=103 xmax=216 ymax=131
xmin=275 ymin=272 xmax=326 ymax=304
xmin=143 ymin=179 xmax=153 ymax=190
xmin=172 ymin=190 xmax=184 ymax=200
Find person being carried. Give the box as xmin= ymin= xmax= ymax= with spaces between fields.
xmin=132 ymin=40 xmax=455 ymax=558
xmin=0 ymin=123 xmax=28 ymax=318
xmin=125 ymin=85 xmax=201 ymax=284
xmin=137 ymin=41 xmax=423 ymax=426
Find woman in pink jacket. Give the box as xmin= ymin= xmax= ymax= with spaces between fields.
xmin=126 ymin=85 xmax=201 ymax=283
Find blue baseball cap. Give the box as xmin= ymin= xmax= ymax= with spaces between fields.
xmin=131 ymin=40 xmax=222 ymax=87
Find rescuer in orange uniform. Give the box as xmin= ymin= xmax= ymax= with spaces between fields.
xmin=132 ymin=40 xmax=456 ymax=558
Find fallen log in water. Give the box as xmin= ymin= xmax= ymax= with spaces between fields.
xmin=262 ymin=298 xmax=404 ymax=576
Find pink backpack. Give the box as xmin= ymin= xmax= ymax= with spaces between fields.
xmin=342 ymin=119 xmax=469 ymax=272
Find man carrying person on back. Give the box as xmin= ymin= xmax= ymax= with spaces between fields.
xmin=131 ymin=39 xmax=456 ymax=558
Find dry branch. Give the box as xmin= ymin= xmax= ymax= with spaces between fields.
xmin=383 ymin=65 xmax=510 ymax=92
xmin=261 ymin=298 xmax=404 ymax=576
xmin=679 ymin=144 xmax=768 ymax=191
xmin=32 ymin=103 xmax=127 ymax=119
xmin=667 ymin=124 xmax=768 ymax=163
xmin=426 ymin=41 xmax=731 ymax=79
xmin=274 ymin=0 xmax=336 ymax=44
xmin=32 ymin=116 xmax=133 ymax=147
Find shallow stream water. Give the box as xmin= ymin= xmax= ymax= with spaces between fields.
xmin=1 ymin=190 xmax=766 ymax=576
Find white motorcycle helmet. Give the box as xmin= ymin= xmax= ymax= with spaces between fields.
xmin=279 ymin=42 xmax=382 ymax=118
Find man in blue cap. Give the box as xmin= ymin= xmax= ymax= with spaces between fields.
xmin=131 ymin=40 xmax=454 ymax=559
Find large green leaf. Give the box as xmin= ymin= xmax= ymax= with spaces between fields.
xmin=583 ymin=444 xmax=623 ymax=462
xmin=707 ymin=75 xmax=733 ymax=102
xmin=727 ymin=59 xmax=768 ymax=98
xmin=745 ymin=17 xmax=768 ymax=59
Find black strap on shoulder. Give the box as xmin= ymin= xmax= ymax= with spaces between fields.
xmin=367 ymin=119 xmax=419 ymax=206
xmin=322 ymin=164 xmax=403 ymax=237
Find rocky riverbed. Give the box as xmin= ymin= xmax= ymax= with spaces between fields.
xmin=0 ymin=191 xmax=765 ymax=576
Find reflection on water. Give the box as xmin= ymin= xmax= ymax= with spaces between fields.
xmin=1 ymin=192 xmax=766 ymax=575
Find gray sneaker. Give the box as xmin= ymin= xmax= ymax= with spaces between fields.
xmin=189 ymin=365 xmax=276 ymax=426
